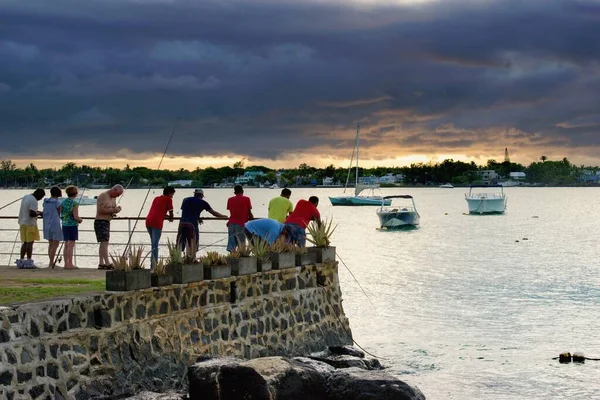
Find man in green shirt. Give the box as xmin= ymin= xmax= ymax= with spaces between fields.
xmin=268 ymin=188 xmax=293 ymax=223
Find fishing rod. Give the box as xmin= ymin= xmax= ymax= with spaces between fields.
xmin=121 ymin=128 xmax=176 ymax=258
xmin=54 ymin=186 xmax=87 ymax=267
xmin=117 ymin=176 xmax=135 ymax=206
xmin=0 ymin=196 xmax=24 ymax=212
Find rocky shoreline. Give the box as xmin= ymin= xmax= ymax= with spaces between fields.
xmin=125 ymin=346 xmax=425 ymax=400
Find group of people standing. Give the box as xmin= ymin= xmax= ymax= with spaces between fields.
xmin=14 ymin=183 xmax=321 ymax=270
xmin=15 ymin=184 xmax=123 ymax=269
xmin=144 ymin=185 xmax=321 ymax=268
xmin=16 ymin=185 xmax=84 ymax=269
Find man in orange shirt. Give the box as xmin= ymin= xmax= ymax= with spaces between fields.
xmin=226 ymin=185 xmax=253 ymax=251
xmin=284 ymin=196 xmax=321 ymax=247
xmin=145 ymin=186 xmax=175 ymax=268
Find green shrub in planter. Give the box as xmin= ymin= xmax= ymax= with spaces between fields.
xmin=307 ymin=218 xmax=337 ymax=263
xmin=200 ymin=251 xmax=231 ymax=280
xmin=106 ymin=246 xmax=151 ymax=291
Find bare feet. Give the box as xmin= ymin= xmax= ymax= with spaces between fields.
xmin=64 ymin=266 xmax=79 ymax=270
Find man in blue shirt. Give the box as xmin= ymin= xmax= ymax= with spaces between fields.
xmin=243 ymin=218 xmax=289 ymax=245
xmin=177 ymin=189 xmax=227 ymax=251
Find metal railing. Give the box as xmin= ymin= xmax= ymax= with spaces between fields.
xmin=0 ymin=216 xmax=230 ymax=268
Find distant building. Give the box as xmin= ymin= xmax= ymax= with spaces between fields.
xmin=378 ymin=173 xmax=404 ymax=184
xmin=509 ymin=172 xmax=526 ymax=181
xmin=358 ymin=176 xmax=378 ymax=185
xmin=477 ymin=170 xmax=499 ymax=184
xmin=234 ymin=171 xmax=265 ymax=185
xmin=580 ymin=170 xmax=600 ymax=183
xmin=168 ymin=180 xmax=192 ymax=187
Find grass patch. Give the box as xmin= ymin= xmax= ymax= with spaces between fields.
xmin=0 ymin=278 xmax=105 ymax=305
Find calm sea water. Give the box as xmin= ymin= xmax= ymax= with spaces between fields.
xmin=1 ymin=187 xmax=600 ymax=399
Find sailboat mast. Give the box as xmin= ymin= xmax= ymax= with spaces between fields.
xmin=355 ymin=123 xmax=360 ymax=188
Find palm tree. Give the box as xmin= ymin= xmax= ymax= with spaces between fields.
xmin=540 ymin=156 xmax=547 ymax=162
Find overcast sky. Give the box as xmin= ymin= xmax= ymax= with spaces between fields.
xmin=1 ymin=0 xmax=600 ymax=169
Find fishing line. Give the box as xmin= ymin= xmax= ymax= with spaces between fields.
xmin=0 ymin=196 xmax=24 ymax=212
xmin=317 ymin=276 xmax=386 ymax=360
xmin=335 ymin=252 xmax=378 ymax=314
xmin=122 ymin=128 xmax=176 ymax=258
xmin=7 ymin=230 xmax=19 ymax=267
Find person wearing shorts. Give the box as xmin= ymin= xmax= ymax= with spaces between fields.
xmin=61 ymin=185 xmax=83 ymax=269
xmin=94 ymin=185 xmax=123 ymax=269
xmin=16 ymin=188 xmax=45 ymax=269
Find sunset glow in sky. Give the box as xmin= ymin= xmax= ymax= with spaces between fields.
xmin=2 ymin=0 xmax=600 ymax=169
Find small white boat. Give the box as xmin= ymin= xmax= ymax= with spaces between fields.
xmin=376 ymin=195 xmax=420 ymax=228
xmin=269 ymin=184 xmax=280 ymax=189
xmin=59 ymin=196 xmax=97 ymax=206
xmin=439 ymin=183 xmax=454 ymax=188
xmin=465 ymin=185 xmax=506 ymax=214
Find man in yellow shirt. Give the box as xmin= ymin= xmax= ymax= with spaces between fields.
xmin=268 ymin=188 xmax=293 ymax=223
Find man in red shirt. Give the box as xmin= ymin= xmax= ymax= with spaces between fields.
xmin=284 ymin=196 xmax=321 ymax=246
xmin=226 ymin=185 xmax=253 ymax=251
xmin=145 ymin=186 xmax=175 ymax=268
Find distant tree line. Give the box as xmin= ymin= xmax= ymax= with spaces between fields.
xmin=0 ymin=156 xmax=596 ymax=188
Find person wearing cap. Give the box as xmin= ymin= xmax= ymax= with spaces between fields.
xmin=177 ymin=189 xmax=227 ymax=251
xmin=145 ymin=186 xmax=176 ymax=268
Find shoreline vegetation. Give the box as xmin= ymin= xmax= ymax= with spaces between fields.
xmin=0 ymin=277 xmax=105 ymax=305
xmin=1 ymin=156 xmax=598 ymax=189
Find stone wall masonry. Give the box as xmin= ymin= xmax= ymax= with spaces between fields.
xmin=0 ymin=262 xmax=352 ymax=400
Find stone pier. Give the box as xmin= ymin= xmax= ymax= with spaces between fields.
xmin=0 ymin=262 xmax=352 ymax=399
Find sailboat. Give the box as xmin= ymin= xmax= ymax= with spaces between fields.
xmin=329 ymin=124 xmax=391 ymax=206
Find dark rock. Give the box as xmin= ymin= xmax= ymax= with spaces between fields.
xmin=0 ymin=370 xmax=13 ymax=385
xmin=21 ymin=349 xmax=33 ymax=364
xmin=188 ymin=356 xmax=425 ymax=400
xmin=307 ymin=354 xmax=382 ymax=371
xmin=29 ymin=384 xmax=45 ymax=399
xmin=50 ymin=344 xmax=58 ymax=359
xmin=47 ymin=363 xmax=59 ymax=379
xmin=327 ymin=368 xmax=425 ymax=400
xmin=36 ymin=366 xmax=45 ymax=377
xmin=68 ymin=313 xmax=81 ymax=329
xmin=0 ymin=329 xmax=10 ymax=343
xmin=17 ymin=371 xmax=32 ymax=383
xmin=39 ymin=345 xmax=46 ymax=360
xmin=328 ymin=346 xmax=365 ymax=359
xmin=30 ymin=320 xmax=40 ymax=337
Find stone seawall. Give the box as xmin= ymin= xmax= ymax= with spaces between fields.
xmin=0 ymin=262 xmax=352 ymax=399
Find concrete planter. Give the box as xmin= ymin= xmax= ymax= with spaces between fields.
xmin=151 ymin=273 xmax=173 ymax=287
xmin=308 ymin=246 xmax=336 ymax=263
xmin=106 ymin=269 xmax=151 ymax=291
xmin=268 ymin=252 xmax=296 ymax=270
xmin=166 ymin=263 xmax=204 ymax=284
xmin=230 ymin=257 xmax=258 ymax=276
xmin=257 ymin=259 xmax=272 ymax=272
xmin=295 ymin=252 xmax=317 ymax=266
xmin=204 ymin=264 xmax=231 ymax=280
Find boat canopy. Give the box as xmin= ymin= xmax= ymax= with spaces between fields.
xmin=355 ymin=184 xmax=380 ymax=196
xmin=383 ymin=195 xmax=413 ymax=199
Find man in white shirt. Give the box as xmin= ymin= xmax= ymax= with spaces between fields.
xmin=17 ymin=189 xmax=45 ymax=268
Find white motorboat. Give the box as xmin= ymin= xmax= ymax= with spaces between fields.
xmin=329 ymin=123 xmax=390 ymax=206
xmin=439 ymin=183 xmax=454 ymax=188
xmin=269 ymin=184 xmax=280 ymax=189
xmin=59 ymin=195 xmax=97 ymax=206
xmin=465 ymin=185 xmax=506 ymax=214
xmin=376 ymin=195 xmax=420 ymax=228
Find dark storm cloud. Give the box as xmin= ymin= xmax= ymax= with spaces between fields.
xmin=1 ymin=0 xmax=600 ymax=163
